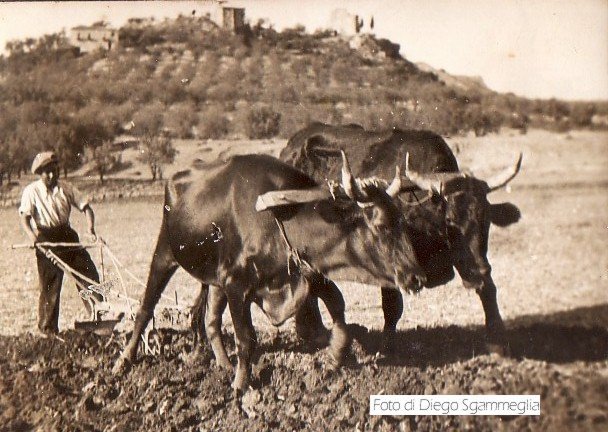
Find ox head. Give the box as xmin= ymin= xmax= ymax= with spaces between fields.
xmin=258 ymin=151 xmax=426 ymax=292
xmin=405 ymin=153 xmax=522 ymax=290
xmin=333 ymin=150 xmax=426 ymax=291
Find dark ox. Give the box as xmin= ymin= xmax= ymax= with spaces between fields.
xmin=279 ymin=122 xmax=522 ymax=354
xmin=113 ymin=153 xmax=424 ymax=391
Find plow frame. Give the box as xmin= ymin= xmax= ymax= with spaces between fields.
xmin=12 ymin=237 xmax=189 ymax=354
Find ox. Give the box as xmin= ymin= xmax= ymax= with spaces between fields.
xmin=279 ymin=122 xmax=522 ymax=354
xmin=113 ymin=153 xmax=425 ymax=392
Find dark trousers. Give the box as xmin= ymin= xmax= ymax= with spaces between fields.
xmin=35 ymin=226 xmax=101 ymax=333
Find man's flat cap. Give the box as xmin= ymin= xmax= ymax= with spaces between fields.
xmin=31 ymin=151 xmax=58 ymax=174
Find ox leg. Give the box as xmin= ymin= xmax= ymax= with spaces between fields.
xmin=114 ymin=229 xmax=178 ymax=374
xmin=205 ymin=285 xmax=232 ymax=369
xmin=225 ymin=282 xmax=257 ymax=393
xmin=310 ymin=275 xmax=350 ymax=366
xmin=380 ymin=286 xmax=403 ymax=355
xmin=295 ymin=296 xmax=330 ymax=348
xmin=476 ymin=279 xmax=509 ymax=355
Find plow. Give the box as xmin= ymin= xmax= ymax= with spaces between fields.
xmin=11 ymin=237 xmax=190 ymax=354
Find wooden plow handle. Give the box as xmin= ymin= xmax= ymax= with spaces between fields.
xmin=11 ymin=241 xmax=99 ymax=249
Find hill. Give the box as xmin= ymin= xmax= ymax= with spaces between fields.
xmin=0 ymin=15 xmax=606 ymax=184
xmin=416 ymin=62 xmax=490 ymax=94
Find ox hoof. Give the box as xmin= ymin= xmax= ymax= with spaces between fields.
xmin=215 ymin=357 xmax=233 ymax=370
xmin=327 ymin=354 xmax=341 ymax=371
xmin=327 ymin=348 xmax=355 ymax=370
xmin=112 ymin=356 xmax=132 ymax=375
xmin=486 ymin=342 xmax=511 ymax=357
xmin=309 ymin=331 xmax=331 ymax=348
xmin=231 ymin=370 xmax=250 ymax=396
xmin=231 ymin=382 xmax=249 ymax=400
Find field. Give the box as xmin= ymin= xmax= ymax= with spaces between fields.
xmin=0 ymin=129 xmax=607 ymax=431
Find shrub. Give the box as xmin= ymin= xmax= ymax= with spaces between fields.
xmin=245 ymin=104 xmax=281 ymax=139
xmin=206 ymin=81 xmax=239 ymax=102
xmin=330 ymin=60 xmax=354 ymax=85
xmin=275 ymin=103 xmax=315 ymax=138
xmin=197 ymin=106 xmax=229 ymax=139
xmin=164 ymin=102 xmax=198 ymax=138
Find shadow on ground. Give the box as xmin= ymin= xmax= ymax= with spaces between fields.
xmin=347 ymin=303 xmax=608 ymax=367
xmin=261 ymin=303 xmax=608 ymax=368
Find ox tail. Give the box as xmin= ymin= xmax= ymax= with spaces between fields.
xmin=191 ymin=285 xmax=208 ymax=346
xmin=165 ymin=178 xmax=180 ymax=211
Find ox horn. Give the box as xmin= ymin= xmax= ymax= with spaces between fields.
xmin=340 ymin=150 xmax=367 ymax=201
xmin=485 ymin=152 xmax=523 ymax=192
xmin=385 ymin=166 xmax=402 ymax=198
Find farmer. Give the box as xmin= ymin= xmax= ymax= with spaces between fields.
xmin=19 ymin=151 xmax=102 ymax=335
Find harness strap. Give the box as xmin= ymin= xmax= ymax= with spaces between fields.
xmin=274 ymin=218 xmax=314 ymax=275
xmin=402 ymin=190 xmax=434 ymax=206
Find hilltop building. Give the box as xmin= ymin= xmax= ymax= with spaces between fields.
xmin=204 ymin=1 xmax=246 ymax=33
xmin=69 ymin=23 xmax=118 ymax=53
xmin=329 ymin=8 xmax=375 ymax=36
xmin=221 ymin=6 xmax=245 ymax=33
xmin=68 ymin=2 xmax=245 ymax=56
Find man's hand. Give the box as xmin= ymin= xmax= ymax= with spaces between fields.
xmin=83 ymin=205 xmax=97 ymax=243
xmin=21 ymin=214 xmax=39 ymax=247
xmin=86 ymin=227 xmax=97 ymax=243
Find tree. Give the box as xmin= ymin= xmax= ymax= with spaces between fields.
xmin=136 ymin=135 xmax=177 ymax=181
xmin=71 ymin=108 xmax=114 ymax=148
xmin=570 ymin=103 xmax=596 ymax=128
xmin=84 ymin=141 xmax=117 ymax=184
xmin=7 ymin=135 xmax=33 ymax=180
xmin=546 ymin=98 xmax=570 ymax=122
xmin=132 ymin=102 xmax=165 ymax=137
xmin=54 ymin=126 xmax=81 ymax=178
xmin=0 ymin=141 xmax=7 ymax=186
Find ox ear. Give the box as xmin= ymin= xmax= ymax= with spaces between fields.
xmin=489 ymin=202 xmax=521 ymax=227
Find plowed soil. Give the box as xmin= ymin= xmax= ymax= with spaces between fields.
xmin=1 ymin=322 xmax=606 ymax=431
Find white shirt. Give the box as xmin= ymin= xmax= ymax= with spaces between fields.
xmin=18 ymin=180 xmax=89 ymax=229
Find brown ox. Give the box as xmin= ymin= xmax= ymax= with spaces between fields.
xmin=113 ymin=153 xmax=424 ymax=392
xmin=279 ymin=123 xmax=522 ymax=354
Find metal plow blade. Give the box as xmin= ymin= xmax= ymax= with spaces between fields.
xmin=74 ymin=318 xmax=123 ymax=337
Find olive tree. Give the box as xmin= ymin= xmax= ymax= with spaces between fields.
xmin=84 ymin=140 xmax=117 ymax=184
xmin=136 ymin=135 xmax=177 ymax=181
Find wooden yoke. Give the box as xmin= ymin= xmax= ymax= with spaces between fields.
xmin=255 ymin=188 xmax=332 ymax=211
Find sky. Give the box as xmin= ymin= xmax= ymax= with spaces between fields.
xmin=0 ymin=0 xmax=606 ymax=101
